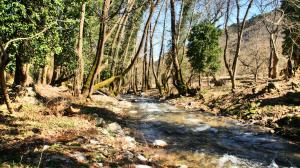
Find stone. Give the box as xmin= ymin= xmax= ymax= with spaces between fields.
xmin=107 ymin=122 xmax=122 ymax=133
xmin=124 ymin=151 xmax=134 ymax=160
xmin=76 ymin=138 xmax=84 ymax=143
xmin=42 ymin=145 xmax=50 ymax=151
xmin=96 ymin=118 xmax=105 ymax=127
xmin=66 ymin=106 xmax=81 ymax=114
xmin=129 ymin=110 xmax=138 ymax=114
xmin=73 ymin=152 xmax=87 ymax=162
xmin=177 ymin=165 xmax=188 ymax=168
xmin=124 ymin=136 xmax=136 ymax=149
xmin=90 ymin=139 xmax=99 ymax=145
xmin=137 ymin=154 xmax=147 ymax=162
xmin=191 ymin=124 xmax=211 ymax=132
xmin=153 ymin=140 xmax=168 ymax=147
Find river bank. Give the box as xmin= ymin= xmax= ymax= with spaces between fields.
xmin=1 ymin=84 xmax=300 ymax=167
xmin=166 ymin=80 xmax=300 ymax=142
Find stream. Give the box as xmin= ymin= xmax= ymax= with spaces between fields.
xmin=123 ymin=95 xmax=300 ymax=168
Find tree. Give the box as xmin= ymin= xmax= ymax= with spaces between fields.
xmin=281 ymin=0 xmax=300 ymax=76
xmin=0 ymin=0 xmax=62 ymax=112
xmin=170 ymin=0 xmax=188 ymax=95
xmin=223 ymin=0 xmax=254 ymax=92
xmin=91 ymin=0 xmax=159 ymax=93
xmin=74 ymin=1 xmax=86 ymax=96
xmin=187 ymin=22 xmax=221 ymax=77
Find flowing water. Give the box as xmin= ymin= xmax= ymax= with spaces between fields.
xmin=123 ymin=95 xmax=300 ymax=168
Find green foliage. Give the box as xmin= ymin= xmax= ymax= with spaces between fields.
xmin=187 ymin=22 xmax=221 ymax=75
xmin=100 ymin=69 xmax=111 ymax=81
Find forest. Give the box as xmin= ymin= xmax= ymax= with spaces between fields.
xmin=0 ymin=0 xmax=300 ymax=167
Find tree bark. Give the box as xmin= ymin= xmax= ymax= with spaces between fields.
xmin=74 ymin=1 xmax=86 ymax=96
xmin=14 ymin=43 xmax=28 ymax=87
xmin=270 ymin=33 xmax=279 ymax=79
xmin=84 ymin=0 xmax=111 ymax=97
xmin=92 ymin=0 xmax=158 ymax=92
xmin=170 ymin=0 xmax=187 ymax=95
xmin=0 ymin=43 xmax=14 ymax=113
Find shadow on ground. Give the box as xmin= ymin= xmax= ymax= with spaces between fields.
xmin=0 ymin=137 xmax=89 ymax=168
xmin=260 ymin=92 xmax=300 ymax=106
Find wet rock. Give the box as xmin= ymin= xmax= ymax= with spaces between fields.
xmin=191 ymin=124 xmax=211 ymax=132
xmin=137 ymin=154 xmax=147 ymax=162
xmin=153 ymin=140 xmax=168 ymax=147
xmin=218 ymin=154 xmax=239 ymax=167
xmin=135 ymin=165 xmax=152 ymax=168
xmin=268 ymin=160 xmax=279 ymax=168
xmin=210 ymin=128 xmax=218 ymax=133
xmin=107 ymin=122 xmax=122 ymax=133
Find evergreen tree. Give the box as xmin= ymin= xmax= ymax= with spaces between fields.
xmin=187 ymin=22 xmax=221 ymax=76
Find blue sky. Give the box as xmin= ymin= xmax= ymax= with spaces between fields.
xmin=136 ymin=0 xmax=277 ymax=61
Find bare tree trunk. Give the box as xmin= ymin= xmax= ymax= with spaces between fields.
xmin=14 ymin=43 xmax=28 ymax=87
xmin=143 ymin=30 xmax=149 ymax=92
xmin=41 ymin=66 xmax=48 ymax=85
xmin=270 ymin=33 xmax=279 ymax=79
xmin=225 ymin=0 xmax=253 ymax=93
xmin=170 ymin=0 xmax=187 ymax=95
xmin=268 ymin=36 xmax=273 ymax=78
xmin=0 ymin=69 xmax=14 ymax=113
xmin=74 ymin=1 xmax=86 ymax=96
xmin=0 ymin=43 xmax=14 ymax=113
xmin=85 ymin=0 xmax=111 ymax=97
xmin=92 ymin=0 xmax=159 ymax=92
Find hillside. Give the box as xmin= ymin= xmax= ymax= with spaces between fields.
xmin=219 ymin=11 xmax=287 ymax=79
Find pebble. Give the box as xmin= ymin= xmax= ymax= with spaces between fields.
xmin=129 ymin=110 xmax=138 ymax=114
xmin=74 ymin=152 xmax=87 ymax=162
xmin=137 ymin=154 xmax=147 ymax=162
xmin=153 ymin=140 xmax=168 ymax=147
xmin=42 ymin=145 xmax=50 ymax=151
xmin=125 ymin=151 xmax=134 ymax=159
xmin=90 ymin=139 xmax=99 ymax=144
xmin=107 ymin=122 xmax=122 ymax=133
